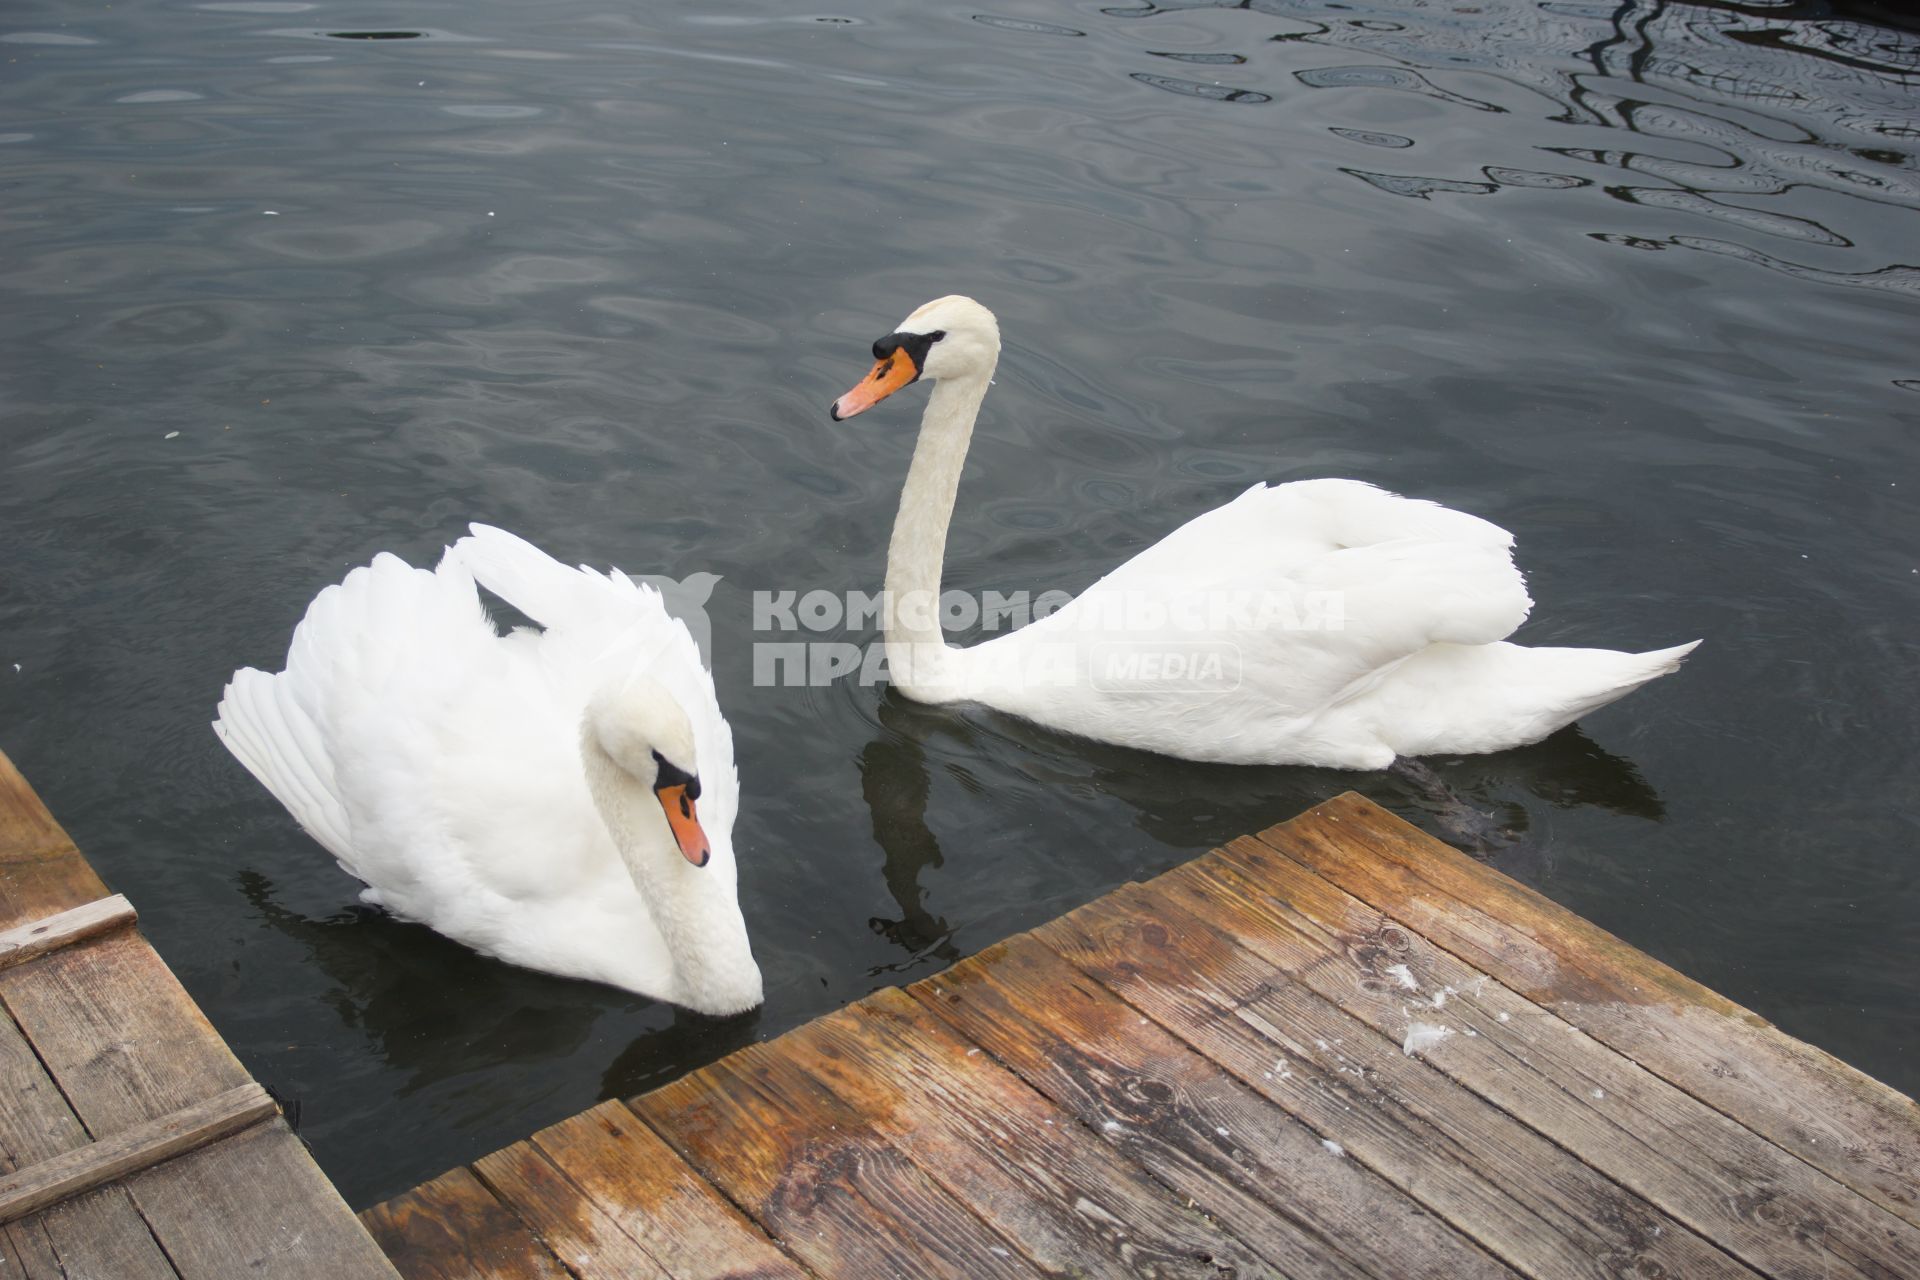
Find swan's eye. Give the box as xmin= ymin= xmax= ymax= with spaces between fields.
xmin=872 ymin=329 xmax=946 ymax=374
xmin=650 ymin=749 xmax=699 ymax=799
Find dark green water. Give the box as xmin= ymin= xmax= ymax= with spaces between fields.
xmin=2 ymin=0 xmax=1915 ymax=1207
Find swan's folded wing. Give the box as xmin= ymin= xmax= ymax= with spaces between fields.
xmin=451 ymin=523 xmax=674 ymax=635
xmin=450 ymin=524 xmax=740 ymax=840
xmin=1042 ymin=479 xmax=1533 ymax=715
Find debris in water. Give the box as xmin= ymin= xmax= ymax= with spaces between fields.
xmin=1402 ymin=1022 xmax=1455 ymax=1056
xmin=262 ymin=210 xmax=279 ymax=215
xmin=164 ymin=431 xmax=179 ymax=439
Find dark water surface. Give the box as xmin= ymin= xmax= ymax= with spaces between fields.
xmin=3 ymin=0 xmax=1916 ymax=1206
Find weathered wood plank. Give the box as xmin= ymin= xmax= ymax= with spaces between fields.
xmin=0 ymin=896 xmax=137 ymax=975
xmin=0 ymin=1006 xmax=176 ymax=1277
xmin=1035 ymin=883 xmax=1757 ymax=1279
xmin=0 ymin=1082 xmax=276 ymax=1225
xmin=634 ymin=1051 xmax=1040 ymax=1279
xmin=1171 ymin=839 xmax=1920 ymax=1280
xmin=527 ymin=1102 xmax=808 ymax=1280
xmin=788 ymin=987 xmax=1312 ymax=1279
xmin=0 ymin=930 xmax=249 ymax=1136
xmin=0 ymin=1009 xmax=90 ymax=1172
xmin=473 ymin=1140 xmax=673 ymax=1280
xmin=911 ymin=934 xmax=1517 ymax=1280
xmin=18 ymin=1191 xmax=181 ymax=1279
xmin=362 ymin=1166 xmax=568 ymax=1280
xmin=128 ymin=1119 xmax=400 ymax=1278
xmin=0 ymin=1199 xmax=180 ymax=1280
xmin=0 ymin=750 xmax=106 ymax=933
xmin=2 ymin=1217 xmax=64 ymax=1279
xmin=1265 ymin=792 xmax=1920 ymax=1227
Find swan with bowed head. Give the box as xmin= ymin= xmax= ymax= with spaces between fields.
xmin=214 ymin=525 xmax=762 ymax=1014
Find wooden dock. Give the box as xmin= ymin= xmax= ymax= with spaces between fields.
xmin=366 ymin=792 xmax=1920 ymax=1280
xmin=0 ymin=749 xmax=398 ymax=1278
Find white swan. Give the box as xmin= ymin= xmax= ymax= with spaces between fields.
xmin=212 ymin=525 xmax=763 ymax=1014
xmin=830 ymin=295 xmax=1698 ymax=769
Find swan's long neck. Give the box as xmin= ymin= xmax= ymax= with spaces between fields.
xmin=581 ymin=741 xmax=761 ymax=1014
xmin=884 ymin=369 xmax=991 ymax=701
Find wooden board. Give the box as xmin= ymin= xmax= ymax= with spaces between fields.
xmin=0 ymin=749 xmax=106 ymax=933
xmin=0 ymin=895 xmax=136 ymax=974
xmin=779 ymin=988 xmax=1316 ymax=1279
xmin=1033 ymin=883 xmax=1757 ymax=1279
xmin=1183 ymin=834 xmax=1920 ymax=1280
xmin=635 ymin=1051 xmax=1041 ymax=1279
xmin=0 ymin=747 xmax=399 ymax=1278
xmin=1261 ymin=793 xmax=1920 ymax=1227
xmin=363 ymin=1167 xmax=570 ymax=1280
xmin=523 ymin=1102 xmax=806 ymax=1279
xmin=0 ymin=1001 xmax=181 ymax=1277
xmin=0 ymin=1082 xmax=276 ymax=1224
xmin=911 ymin=934 xmax=1517 ymax=1280
xmin=366 ymin=793 xmax=1920 ymax=1280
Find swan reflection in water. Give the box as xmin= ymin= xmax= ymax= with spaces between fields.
xmin=853 ymin=688 xmax=1671 ymax=977
xmin=239 ymin=867 xmax=764 ymax=1107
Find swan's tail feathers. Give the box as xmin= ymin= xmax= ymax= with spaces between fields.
xmin=1530 ymin=638 xmax=1703 ymax=730
xmin=1380 ymin=638 xmax=1701 ymax=758
xmin=212 ymin=668 xmax=359 ymax=874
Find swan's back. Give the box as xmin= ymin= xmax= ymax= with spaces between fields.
xmin=218 ymin=552 xmax=584 ymax=913
xmin=213 ymin=537 xmax=715 ymax=918
xmin=451 ymin=524 xmax=739 ymax=853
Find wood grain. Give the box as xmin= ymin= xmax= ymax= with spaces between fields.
xmin=1187 ymin=832 xmax=1920 ymax=1280
xmin=0 ymin=997 xmax=177 ymax=1277
xmin=362 ymin=1166 xmax=567 ymax=1280
xmin=473 ymin=1140 xmax=673 ymax=1280
xmin=1035 ymin=883 xmax=1756 ymax=1279
xmin=363 ymin=793 xmax=1920 ymax=1280
xmin=0 ymin=749 xmax=106 ymax=933
xmin=911 ymin=934 xmax=1517 ymax=1280
xmin=0 ymin=896 xmax=137 ymax=974
xmin=129 ymin=1120 xmax=399 ymax=1278
xmin=13 ymin=1189 xmax=181 ymax=1280
xmin=787 ymin=987 xmax=1308 ymax=1279
xmin=0 ymin=930 xmax=248 ymax=1137
xmin=635 ymin=1049 xmax=1040 ymax=1279
xmin=0 ymin=1082 xmax=276 ymax=1224
xmin=528 ymin=1101 xmax=807 ymax=1279
xmin=1263 ymin=792 xmax=1920 ymax=1227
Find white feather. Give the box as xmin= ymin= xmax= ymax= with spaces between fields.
xmin=212 ymin=530 xmax=758 ymax=1012
xmin=850 ymin=296 xmax=1700 ymax=768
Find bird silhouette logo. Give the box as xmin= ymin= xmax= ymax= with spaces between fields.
xmin=634 ymin=571 xmax=721 ymax=666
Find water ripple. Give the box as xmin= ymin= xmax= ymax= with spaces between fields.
xmin=1129 ymin=72 xmax=1269 ymax=103
xmin=5 ymin=0 xmax=1919 ymax=1211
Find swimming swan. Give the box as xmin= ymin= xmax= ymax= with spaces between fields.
xmin=830 ymin=295 xmax=1698 ymax=769
xmin=212 ymin=525 xmax=762 ymax=1014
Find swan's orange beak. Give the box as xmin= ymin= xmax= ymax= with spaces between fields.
xmin=830 ymin=350 xmax=920 ymax=420
xmin=655 ymin=784 xmax=710 ymax=867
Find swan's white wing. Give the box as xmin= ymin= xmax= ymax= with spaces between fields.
xmin=450 ymin=524 xmax=739 ymax=848
xmin=1096 ymin=479 xmax=1527 ymax=634
xmin=219 ymin=553 xmax=616 ymax=921
xmin=977 ymin=480 xmax=1533 ymax=737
